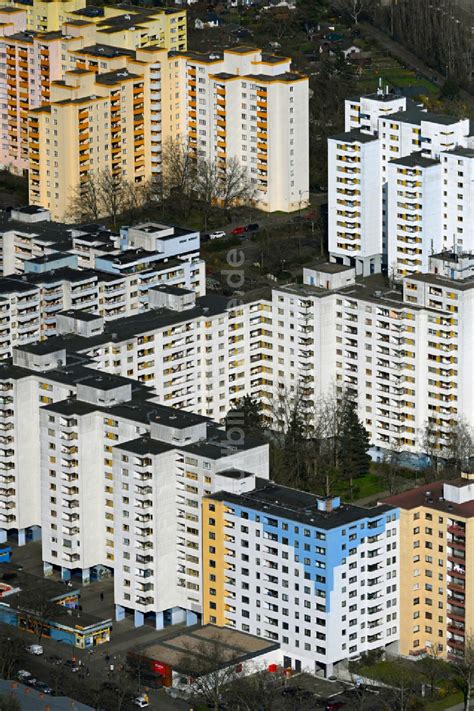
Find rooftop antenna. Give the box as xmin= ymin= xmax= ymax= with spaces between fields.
xmin=377 ymin=77 xmax=383 ymax=96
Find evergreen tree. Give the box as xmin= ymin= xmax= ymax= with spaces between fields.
xmin=225 ymin=395 xmax=264 ymax=436
xmin=337 ymin=400 xmax=371 ymax=497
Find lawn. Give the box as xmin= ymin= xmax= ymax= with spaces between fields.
xmin=425 ymin=691 xmax=463 ymax=710
xmin=332 ymin=472 xmax=387 ymax=502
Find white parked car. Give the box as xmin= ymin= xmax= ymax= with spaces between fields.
xmin=209 ymin=230 xmax=226 ymax=240
xmin=17 ymin=670 xmax=32 ymax=681
xmin=133 ymin=695 xmax=149 ymax=708
xmin=25 ymin=644 xmax=44 ymax=655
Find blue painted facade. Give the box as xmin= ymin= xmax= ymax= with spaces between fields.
xmin=24 ymin=253 xmax=77 ymax=274
xmin=230 ymin=503 xmax=399 ymax=613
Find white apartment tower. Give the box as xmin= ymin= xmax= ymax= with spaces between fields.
xmin=328 ymin=130 xmax=382 ymax=275
xmin=441 ymin=148 xmax=474 ymax=253
xmin=387 ymin=153 xmax=442 ymax=278
xmin=332 ymin=90 xmax=474 ymax=276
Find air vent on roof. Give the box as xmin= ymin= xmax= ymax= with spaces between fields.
xmin=427 ymin=498 xmax=434 ymax=503
xmin=447 ymin=504 xmax=453 ymax=510
xmin=439 ymin=497 xmax=444 ymax=502
xmin=425 ymin=491 xmax=431 ymax=497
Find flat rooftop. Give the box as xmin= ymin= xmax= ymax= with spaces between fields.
xmin=209 ymin=481 xmax=394 ymax=529
xmin=330 ymin=128 xmax=379 ymax=144
xmin=141 ymin=624 xmax=279 ymax=675
xmin=313 ymin=262 xmax=353 ymax=274
xmin=58 ymin=309 xmax=103 ymax=322
xmin=384 ymin=481 xmax=474 ymax=518
xmin=390 ymin=151 xmax=439 ymax=168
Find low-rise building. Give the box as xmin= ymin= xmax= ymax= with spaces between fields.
xmin=138 ymin=624 xmax=281 ymax=688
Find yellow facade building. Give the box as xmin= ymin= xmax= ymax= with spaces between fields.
xmin=29 ymin=46 xmax=170 ymax=219
xmin=5 ymin=0 xmax=86 ymax=31
xmin=385 ymin=473 xmax=474 ymax=661
xmin=0 ymin=25 xmax=63 ymax=174
xmin=63 ymin=4 xmax=186 ymax=52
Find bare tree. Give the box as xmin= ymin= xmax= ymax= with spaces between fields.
xmin=420 ymin=419 xmax=444 ymax=481
xmin=421 ymin=418 xmax=473 ymax=479
xmin=177 ymin=629 xmax=244 ymax=711
xmin=68 ymin=175 xmax=100 ymax=223
xmin=224 ymin=669 xmax=282 ymax=711
xmin=333 ymin=0 xmax=375 ymax=25
xmin=100 ymin=672 xmax=135 ymax=711
xmin=217 ymin=156 xmax=256 ymax=215
xmin=379 ymin=444 xmax=403 ymax=495
xmin=444 ymin=418 xmax=474 ymax=475
xmin=415 ymin=645 xmax=450 ymax=699
xmin=68 ymin=168 xmax=146 ymax=227
xmin=144 ymin=171 xmax=166 ymax=214
xmin=451 ymin=635 xmax=474 ymax=711
xmin=126 ymin=646 xmax=151 ymax=692
xmin=16 ymin=587 xmax=66 ymax=644
xmin=97 ymin=168 xmax=129 ymax=229
xmin=162 ymin=136 xmax=197 ymax=217
xmin=0 ymin=629 xmax=25 ymax=679
xmin=372 ymin=658 xmax=422 ymax=711
xmin=195 ymin=157 xmax=220 ymax=232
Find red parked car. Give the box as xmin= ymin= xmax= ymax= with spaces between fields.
xmin=231 ymin=225 xmax=246 ymax=235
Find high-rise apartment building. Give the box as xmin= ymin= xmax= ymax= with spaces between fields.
xmin=28 ymin=47 xmax=167 ymax=220
xmin=63 ymin=4 xmax=186 ymax=53
xmin=0 ymin=209 xmax=205 ymax=351
xmin=440 ymin=148 xmax=474 ymax=253
xmin=173 ymin=47 xmax=309 ymax=213
xmin=25 ymin=44 xmax=307 ymax=220
xmin=5 ymin=0 xmax=86 ymax=32
xmin=0 ymin=14 xmax=63 ymax=174
xmin=0 ymin=246 xmax=469 ymax=461
xmin=385 ymin=472 xmax=474 ymax=662
xmin=202 ymin=485 xmax=399 ymax=676
xmin=330 ymin=91 xmax=474 ymax=275
xmin=0 ymin=340 xmax=269 ymax=629
xmin=387 ymin=153 xmax=442 ymax=278
xmin=328 ymin=130 xmax=381 ymax=275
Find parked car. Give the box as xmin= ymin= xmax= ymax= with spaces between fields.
xmin=34 ymin=681 xmax=53 ymax=694
xmin=17 ymin=670 xmax=32 ymax=681
xmin=63 ymin=659 xmax=80 ymax=672
xmin=325 ymin=700 xmax=346 ymax=711
xmin=231 ymin=226 xmax=246 ymax=235
xmin=246 ymin=223 xmax=259 ymax=232
xmin=25 ymin=677 xmax=38 ymax=687
xmin=133 ymin=695 xmax=149 ymax=708
xmin=25 ymin=644 xmax=43 ymax=656
xmin=209 ymin=230 xmax=226 ymax=240
xmin=49 ymin=655 xmax=63 ymax=666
